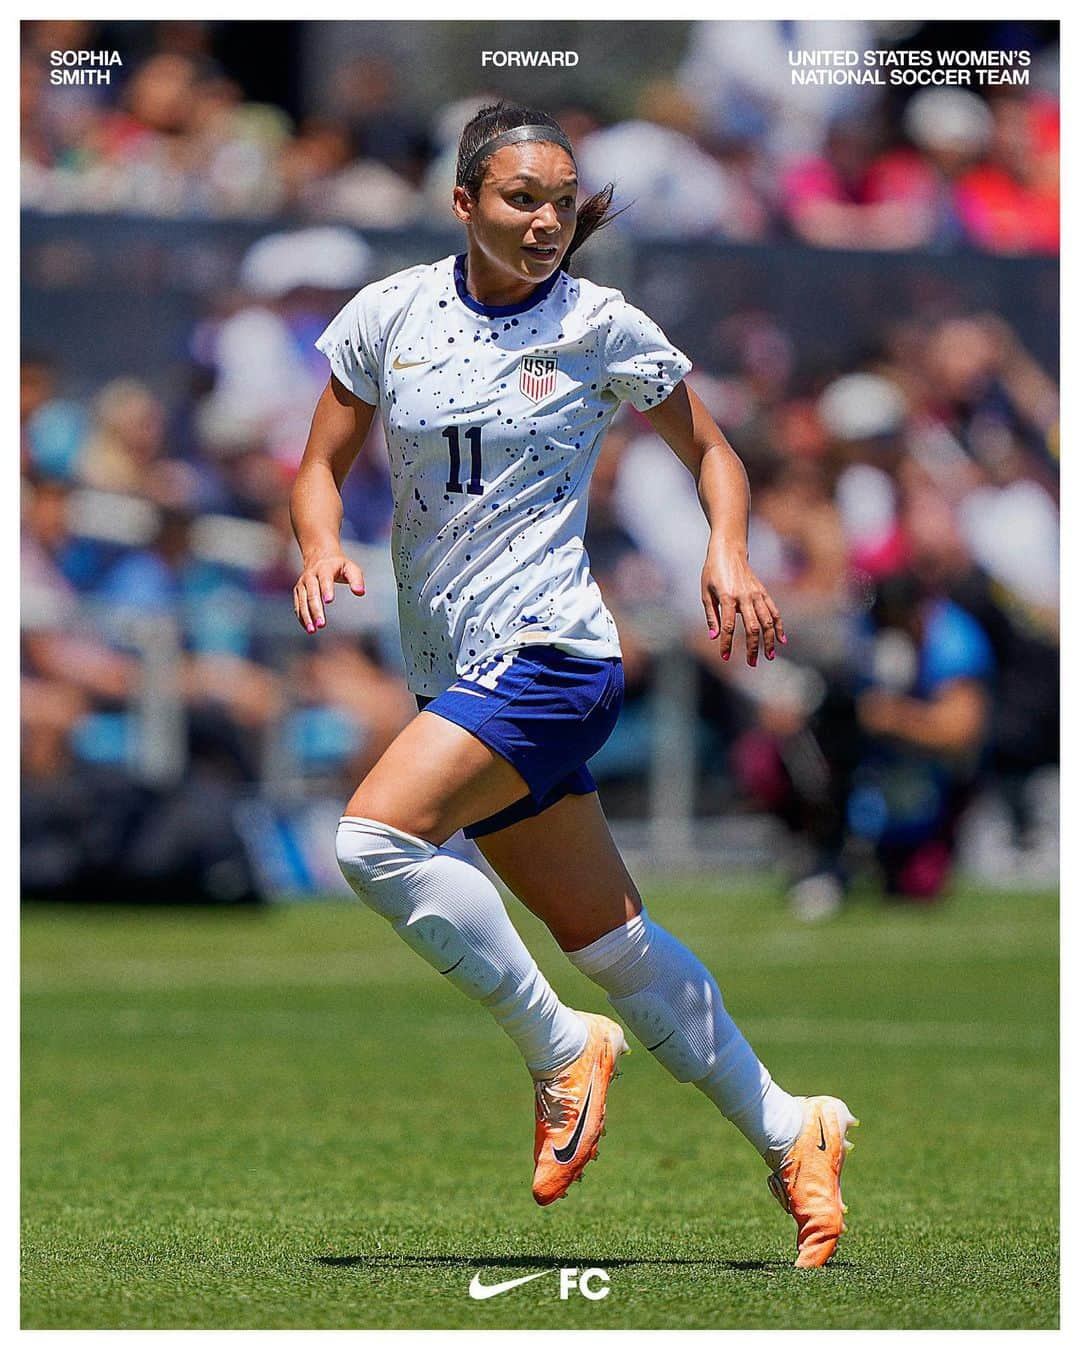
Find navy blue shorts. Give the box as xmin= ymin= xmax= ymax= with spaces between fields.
xmin=416 ymin=646 xmax=624 ymax=839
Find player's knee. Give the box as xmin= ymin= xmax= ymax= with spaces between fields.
xmin=335 ymin=819 xmax=504 ymax=999
xmin=552 ymin=908 xmax=640 ymax=954
xmin=343 ymin=783 xmax=443 ymax=845
xmin=335 ymin=815 xmax=437 ymax=920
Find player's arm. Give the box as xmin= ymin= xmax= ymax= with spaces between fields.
xmin=643 ymin=380 xmax=785 ymax=666
xmin=290 ymin=375 xmax=376 ymax=634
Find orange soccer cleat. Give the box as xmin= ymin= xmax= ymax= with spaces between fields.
xmin=767 ymin=1095 xmax=859 ymax=1268
xmin=531 ymin=1011 xmax=629 ymax=1206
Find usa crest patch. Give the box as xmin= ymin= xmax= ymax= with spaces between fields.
xmin=519 ymin=355 xmax=559 ymax=402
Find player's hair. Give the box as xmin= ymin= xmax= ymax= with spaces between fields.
xmin=456 ymin=102 xmax=620 ymax=267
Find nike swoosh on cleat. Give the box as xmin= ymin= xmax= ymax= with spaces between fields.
xmin=552 ymin=1067 xmax=596 ymax=1164
xmin=817 ymin=1118 xmax=827 ymax=1150
xmin=468 ymin=1269 xmax=555 ymax=1300
xmin=392 ymin=356 xmax=430 ymax=370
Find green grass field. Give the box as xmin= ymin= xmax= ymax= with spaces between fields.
xmin=22 ymin=881 xmax=1059 ymax=1329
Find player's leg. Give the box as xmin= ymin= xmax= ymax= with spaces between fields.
xmin=476 ymin=790 xmax=858 ymax=1264
xmin=335 ymin=710 xmax=588 ymax=1078
xmin=477 ymin=784 xmax=642 ymax=951
xmin=337 ymin=704 xmax=628 ymax=1203
xmin=477 ymin=790 xmax=804 ymax=1162
xmin=343 ymin=708 xmax=529 ymax=844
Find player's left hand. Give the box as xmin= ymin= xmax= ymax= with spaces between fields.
xmin=701 ymin=543 xmax=786 ymax=666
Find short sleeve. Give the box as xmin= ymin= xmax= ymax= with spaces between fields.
xmin=315 ymin=287 xmax=381 ymax=406
xmin=603 ymin=299 xmax=692 ymax=412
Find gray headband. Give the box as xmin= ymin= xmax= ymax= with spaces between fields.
xmin=458 ymin=124 xmax=576 ymax=187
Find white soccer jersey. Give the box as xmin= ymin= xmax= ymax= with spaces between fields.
xmin=316 ymin=253 xmax=691 ymax=695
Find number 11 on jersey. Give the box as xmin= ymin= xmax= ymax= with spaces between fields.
xmin=442 ymin=425 xmax=484 ymax=496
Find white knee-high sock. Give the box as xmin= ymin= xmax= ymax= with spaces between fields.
xmin=336 ymin=817 xmax=587 ymax=1076
xmin=566 ymin=909 xmax=804 ymax=1167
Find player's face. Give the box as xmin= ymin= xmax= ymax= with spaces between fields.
xmin=454 ymin=142 xmax=578 ymax=287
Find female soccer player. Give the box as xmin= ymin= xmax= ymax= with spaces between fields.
xmin=290 ymin=104 xmax=857 ymax=1268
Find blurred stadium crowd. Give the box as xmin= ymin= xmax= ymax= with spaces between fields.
xmin=23 ymin=19 xmax=1059 ymax=254
xmin=21 ymin=21 xmax=1059 ymax=913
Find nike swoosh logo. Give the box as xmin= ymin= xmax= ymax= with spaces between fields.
xmin=468 ymin=1269 xmax=555 ymax=1300
xmin=447 ymin=685 xmax=486 ymax=697
xmin=552 ymin=1067 xmax=596 ymax=1164
xmin=392 ymin=355 xmax=430 ymax=370
xmin=817 ymin=1118 xmax=827 ymax=1151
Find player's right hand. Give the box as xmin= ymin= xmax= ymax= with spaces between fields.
xmin=293 ymin=553 xmax=366 ymax=633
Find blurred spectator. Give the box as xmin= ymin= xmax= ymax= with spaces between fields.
xmin=818 ymin=372 xmax=910 ymax=577
xmin=22 ymin=40 xmax=291 ymax=216
xmin=779 ymin=573 xmax=995 ymax=920
xmin=917 ymin=315 xmax=1058 ymax=485
xmin=902 ymin=493 xmax=1059 ymax=827
xmin=781 ymin=113 xmax=945 ymax=251
xmin=678 ymin=19 xmax=876 ymax=161
xmin=91 ymin=501 xmax=286 ymax=735
xmin=22 ymin=473 xmax=106 ymax=595
xmin=80 ymin=378 xmax=167 ymax=493
xmin=328 ymin=54 xmax=433 ymax=187
xmin=576 ymin=82 xmax=767 ymax=240
xmin=196 ymin=226 xmax=373 ymax=469
xmin=853 ymin=577 xmax=994 ymax=889
xmin=752 ymin=457 xmax=848 ymax=606
xmin=21 ymin=352 xmax=89 ymax=481
xmin=297 ymin=636 xmax=417 ymax=781
xmin=954 ymin=94 xmax=1059 ymax=254
xmin=277 ymin=115 xmax=354 ymax=212
xmin=896 ymin=88 xmax=995 ymax=248
xmin=611 ymin=411 xmax=710 ymax=628
xmin=289 ymin=132 xmax=422 ymax=229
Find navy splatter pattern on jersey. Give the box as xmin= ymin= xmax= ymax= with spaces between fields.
xmin=316 ymin=253 xmax=692 ymax=695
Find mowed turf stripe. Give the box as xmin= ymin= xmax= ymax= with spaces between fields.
xmin=21 ymin=921 xmax=1057 ymax=993
xmin=20 ymin=1004 xmax=1056 ymax=1052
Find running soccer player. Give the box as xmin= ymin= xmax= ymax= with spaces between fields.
xmin=290 ymin=103 xmax=857 ymax=1268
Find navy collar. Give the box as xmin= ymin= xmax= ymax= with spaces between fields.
xmin=453 ymin=254 xmax=563 ymax=318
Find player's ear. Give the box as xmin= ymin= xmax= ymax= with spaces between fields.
xmin=452 ymin=185 xmax=474 ymax=226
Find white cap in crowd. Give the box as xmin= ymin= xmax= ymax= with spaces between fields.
xmin=817 ymin=372 xmax=908 ymax=442
xmin=239 ymin=227 xmax=373 ymax=299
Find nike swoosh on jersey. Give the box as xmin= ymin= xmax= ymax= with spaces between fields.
xmin=552 ymin=1067 xmax=596 ymax=1164
xmin=468 ymin=1269 xmax=555 ymax=1300
xmin=392 ymin=355 xmax=430 ymax=369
